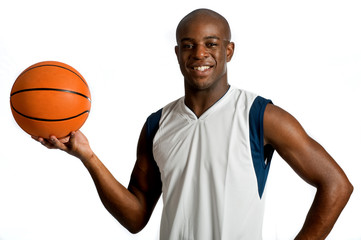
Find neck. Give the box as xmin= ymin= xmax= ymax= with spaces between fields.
xmin=184 ymin=81 xmax=230 ymax=118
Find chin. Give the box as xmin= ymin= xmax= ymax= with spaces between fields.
xmin=186 ymin=80 xmax=213 ymax=91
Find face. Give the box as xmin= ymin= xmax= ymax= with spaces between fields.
xmin=175 ymin=16 xmax=234 ymax=92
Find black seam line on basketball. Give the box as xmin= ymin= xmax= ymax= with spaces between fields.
xmin=10 ymin=102 xmax=90 ymax=122
xmin=18 ymin=64 xmax=88 ymax=87
xmin=11 ymin=88 xmax=91 ymax=102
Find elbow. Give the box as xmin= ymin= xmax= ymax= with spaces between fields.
xmin=339 ymin=175 xmax=353 ymax=200
xmin=119 ymin=212 xmax=148 ymax=234
xmin=343 ymin=180 xmax=353 ymax=200
xmin=102 ymin=200 xmax=148 ymax=234
xmin=126 ymin=222 xmax=146 ymax=234
xmin=329 ymin=175 xmax=353 ymax=204
xmin=315 ymin=172 xmax=353 ymax=207
xmin=126 ymin=223 xmax=143 ymax=234
xmin=128 ymin=227 xmax=142 ymax=235
xmin=337 ymin=180 xmax=353 ymax=212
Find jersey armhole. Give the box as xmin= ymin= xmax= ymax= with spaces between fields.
xmin=249 ymin=96 xmax=275 ymax=198
xmin=145 ymin=109 xmax=163 ymax=154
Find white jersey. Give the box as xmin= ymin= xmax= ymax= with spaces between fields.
xmin=145 ymin=86 xmax=274 ymax=240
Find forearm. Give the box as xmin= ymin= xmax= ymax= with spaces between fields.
xmin=263 ymin=105 xmax=353 ymax=239
xmin=34 ymin=132 xmax=149 ymax=232
xmin=295 ymin=180 xmax=353 ymax=239
xmin=82 ymin=154 xmax=146 ymax=233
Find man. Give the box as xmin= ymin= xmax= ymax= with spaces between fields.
xmin=34 ymin=8 xmax=352 ymax=240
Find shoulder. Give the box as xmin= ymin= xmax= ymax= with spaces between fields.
xmin=230 ymin=86 xmax=271 ymax=107
xmin=144 ymin=96 xmax=184 ymax=141
xmin=146 ymin=108 xmax=162 ymax=142
xmin=146 ymin=97 xmax=183 ymax=120
xmin=263 ymin=104 xmax=309 ymax=148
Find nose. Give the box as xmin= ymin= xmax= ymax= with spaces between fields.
xmin=193 ymin=44 xmax=209 ymax=59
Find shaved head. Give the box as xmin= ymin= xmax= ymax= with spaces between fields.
xmin=174 ymin=8 xmax=235 ymax=98
xmin=176 ymin=9 xmax=232 ymax=44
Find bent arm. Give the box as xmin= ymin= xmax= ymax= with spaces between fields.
xmin=82 ymin=153 xmax=148 ymax=233
xmin=264 ymin=104 xmax=353 ymax=240
xmin=35 ymin=125 xmax=162 ymax=234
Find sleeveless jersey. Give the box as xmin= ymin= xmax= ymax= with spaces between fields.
xmin=146 ymin=86 xmax=274 ymax=240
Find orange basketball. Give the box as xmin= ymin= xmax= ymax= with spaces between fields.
xmin=10 ymin=61 xmax=91 ymax=138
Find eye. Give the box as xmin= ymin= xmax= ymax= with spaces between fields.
xmin=206 ymin=42 xmax=218 ymax=48
xmin=182 ymin=43 xmax=194 ymax=49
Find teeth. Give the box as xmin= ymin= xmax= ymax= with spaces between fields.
xmin=193 ymin=66 xmax=210 ymax=71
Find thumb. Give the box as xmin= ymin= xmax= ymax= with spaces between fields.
xmin=47 ymin=135 xmax=70 ymax=152
xmin=68 ymin=131 xmax=77 ymax=145
xmin=65 ymin=131 xmax=79 ymax=154
xmin=66 ymin=131 xmax=93 ymax=161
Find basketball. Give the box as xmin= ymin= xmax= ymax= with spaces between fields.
xmin=10 ymin=61 xmax=91 ymax=138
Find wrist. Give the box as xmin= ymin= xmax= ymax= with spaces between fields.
xmin=79 ymin=151 xmax=96 ymax=167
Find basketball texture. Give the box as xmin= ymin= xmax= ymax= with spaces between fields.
xmin=10 ymin=61 xmax=91 ymax=138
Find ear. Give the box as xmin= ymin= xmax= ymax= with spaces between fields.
xmin=175 ymin=45 xmax=180 ymax=62
xmin=226 ymin=42 xmax=235 ymax=62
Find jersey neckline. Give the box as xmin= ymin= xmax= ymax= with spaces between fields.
xmin=180 ymin=85 xmax=234 ymax=121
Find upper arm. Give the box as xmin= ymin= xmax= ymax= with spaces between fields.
xmin=128 ymin=123 xmax=162 ymax=226
xmin=263 ymin=104 xmax=349 ymax=188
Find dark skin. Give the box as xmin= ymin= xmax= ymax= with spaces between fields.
xmin=175 ymin=10 xmax=234 ymax=117
xmin=264 ymin=105 xmax=353 ymax=239
xmin=34 ymin=9 xmax=353 ymax=238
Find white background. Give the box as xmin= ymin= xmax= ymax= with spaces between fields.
xmin=0 ymin=0 xmax=360 ymax=239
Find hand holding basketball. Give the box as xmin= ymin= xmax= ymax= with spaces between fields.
xmin=34 ymin=130 xmax=94 ymax=161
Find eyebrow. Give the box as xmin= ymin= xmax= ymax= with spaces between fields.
xmin=180 ymin=36 xmax=221 ymax=42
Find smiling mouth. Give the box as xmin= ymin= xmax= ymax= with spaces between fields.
xmin=192 ymin=66 xmax=212 ymax=72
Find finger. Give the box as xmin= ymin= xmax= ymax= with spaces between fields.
xmin=37 ymin=137 xmax=57 ymax=149
xmin=31 ymin=135 xmax=46 ymax=145
xmin=31 ymin=135 xmax=39 ymax=141
xmin=49 ymin=136 xmax=68 ymax=151
xmin=31 ymin=135 xmax=63 ymax=150
xmin=68 ymin=131 xmax=76 ymax=145
xmin=37 ymin=137 xmax=46 ymax=146
xmin=58 ymin=135 xmax=70 ymax=144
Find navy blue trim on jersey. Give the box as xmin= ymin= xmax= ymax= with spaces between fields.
xmin=146 ymin=108 xmax=163 ymax=155
xmin=249 ymin=96 xmax=274 ymax=198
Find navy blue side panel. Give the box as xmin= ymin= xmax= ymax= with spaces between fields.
xmin=146 ymin=109 xmax=163 ymax=153
xmin=249 ymin=96 xmax=274 ymax=198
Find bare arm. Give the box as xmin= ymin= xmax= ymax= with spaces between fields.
xmin=264 ymin=104 xmax=353 ymax=240
xmin=34 ymin=125 xmax=162 ymax=234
